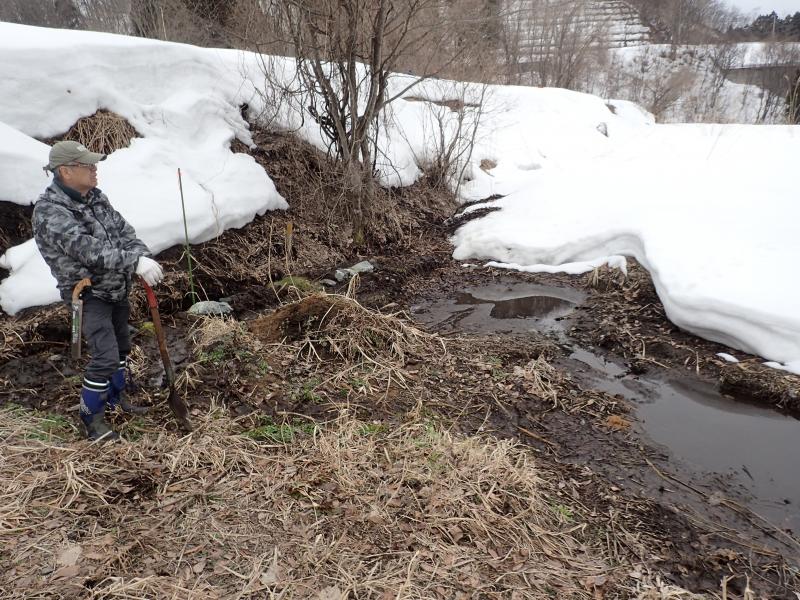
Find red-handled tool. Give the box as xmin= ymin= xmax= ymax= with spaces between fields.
xmin=139 ymin=276 xmax=192 ymax=432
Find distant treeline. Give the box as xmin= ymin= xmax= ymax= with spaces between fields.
xmin=728 ymin=11 xmax=800 ymax=41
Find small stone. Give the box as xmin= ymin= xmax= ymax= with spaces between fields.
xmin=349 ymin=260 xmax=374 ymax=274
xmin=334 ymin=269 xmax=352 ymax=282
xmin=335 ymin=260 xmax=375 ymax=282
xmin=57 ymin=545 xmax=82 ymax=567
xmin=321 ymin=279 xmax=338 ymax=287
xmin=187 ymin=301 xmax=233 ymax=316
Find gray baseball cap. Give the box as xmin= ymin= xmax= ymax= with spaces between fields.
xmin=47 ymin=141 xmax=106 ymax=171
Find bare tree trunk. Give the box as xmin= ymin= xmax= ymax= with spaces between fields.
xmin=257 ymin=0 xmax=470 ymax=243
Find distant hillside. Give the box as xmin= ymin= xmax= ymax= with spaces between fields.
xmin=1 ymin=0 xmax=797 ymax=123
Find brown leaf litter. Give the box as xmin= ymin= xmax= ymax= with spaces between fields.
xmin=0 ymin=404 xmax=703 ymax=599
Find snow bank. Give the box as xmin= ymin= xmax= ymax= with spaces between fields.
xmin=608 ymin=44 xmax=790 ymax=124
xmin=0 ymin=22 xmax=797 ymax=373
xmin=451 ymin=123 xmax=800 ymax=374
xmin=0 ymin=22 xmax=286 ymax=314
xmin=0 ymin=121 xmax=50 ymax=205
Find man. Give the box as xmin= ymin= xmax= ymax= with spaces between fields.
xmin=32 ymin=141 xmax=164 ymax=441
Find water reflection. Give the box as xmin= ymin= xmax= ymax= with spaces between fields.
xmin=454 ymin=292 xmax=575 ymax=319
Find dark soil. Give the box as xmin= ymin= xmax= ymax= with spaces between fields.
xmin=0 ymin=201 xmax=32 ymax=256
xmin=1 ymin=131 xmax=798 ymax=598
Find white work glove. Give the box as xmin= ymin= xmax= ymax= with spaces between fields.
xmin=135 ymin=256 xmax=164 ymax=286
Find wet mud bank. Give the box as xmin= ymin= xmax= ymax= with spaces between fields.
xmin=2 ymin=253 xmax=799 ymax=596
xmin=410 ymin=271 xmax=800 ymax=573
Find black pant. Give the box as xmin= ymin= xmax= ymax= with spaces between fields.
xmin=81 ymin=295 xmax=131 ymax=384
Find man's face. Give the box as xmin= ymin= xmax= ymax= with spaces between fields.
xmin=60 ymin=162 xmax=98 ymax=194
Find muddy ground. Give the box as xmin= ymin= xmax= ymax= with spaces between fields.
xmin=1 ymin=131 xmax=799 ymax=598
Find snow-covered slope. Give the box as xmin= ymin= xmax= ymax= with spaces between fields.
xmin=602 ymin=43 xmax=794 ymax=123
xmin=504 ymin=0 xmax=651 ymax=55
xmin=0 ymin=23 xmax=286 ymax=313
xmin=0 ymin=22 xmax=797 ymax=373
xmin=449 ymin=123 xmax=800 ymax=373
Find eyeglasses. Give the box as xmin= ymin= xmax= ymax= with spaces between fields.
xmin=63 ymin=163 xmax=97 ymax=171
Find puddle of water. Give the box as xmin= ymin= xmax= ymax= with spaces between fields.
xmin=412 ymin=283 xmax=585 ymax=334
xmin=569 ymin=349 xmax=800 ymax=533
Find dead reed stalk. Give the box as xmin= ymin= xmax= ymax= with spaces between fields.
xmin=58 ymin=110 xmax=138 ymax=154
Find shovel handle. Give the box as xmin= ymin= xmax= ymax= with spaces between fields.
xmin=139 ymin=276 xmax=176 ymax=386
xmin=71 ymin=278 xmax=92 ymax=303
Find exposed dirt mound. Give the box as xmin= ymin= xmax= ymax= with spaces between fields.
xmin=246 ymin=128 xmax=456 ymax=253
xmin=720 ymin=362 xmax=800 ymax=412
xmin=248 ymin=293 xmax=445 ymax=393
xmin=249 ymin=293 xmax=345 ymax=343
xmin=45 ymin=109 xmax=139 ymax=154
xmin=0 ymin=202 xmax=32 ymax=256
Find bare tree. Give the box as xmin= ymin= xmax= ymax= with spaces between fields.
xmin=497 ymin=0 xmax=613 ymax=89
xmin=255 ymin=0 xmax=475 ymax=243
xmin=79 ymin=0 xmax=133 ymax=34
xmin=787 ymin=69 xmax=800 ymax=123
xmin=119 ymin=0 xmax=237 ymax=45
xmin=0 ymin=0 xmax=82 ymax=29
xmin=705 ymin=41 xmax=744 ymax=114
xmin=630 ymin=0 xmax=743 ymax=45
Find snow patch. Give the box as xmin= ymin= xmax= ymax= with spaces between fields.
xmin=0 ymin=22 xmax=286 ymax=315
xmin=716 ymin=353 xmax=739 ymax=363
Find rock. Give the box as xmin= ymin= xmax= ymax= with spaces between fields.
xmin=321 ymin=279 xmax=338 ymax=287
xmin=334 ymin=260 xmax=375 ymax=282
xmin=57 ymin=545 xmax=82 ymax=567
xmin=351 ymin=260 xmax=375 ymax=274
xmin=334 ymin=269 xmax=352 ymax=282
xmin=187 ymin=301 xmax=233 ymax=316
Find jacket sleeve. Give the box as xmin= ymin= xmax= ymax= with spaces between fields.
xmin=32 ymin=202 xmax=141 ymax=274
xmin=110 ymin=205 xmax=152 ymax=258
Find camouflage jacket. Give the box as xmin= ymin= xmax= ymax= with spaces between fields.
xmin=32 ymin=180 xmax=151 ymax=304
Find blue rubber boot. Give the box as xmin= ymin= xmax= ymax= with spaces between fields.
xmin=107 ymin=358 xmax=148 ymax=415
xmin=80 ymin=379 xmax=119 ymax=442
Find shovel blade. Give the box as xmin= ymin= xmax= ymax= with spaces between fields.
xmin=139 ymin=276 xmax=192 ymax=432
xmin=167 ymin=386 xmax=192 ymax=432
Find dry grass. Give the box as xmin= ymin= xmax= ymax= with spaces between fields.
xmin=248 ymin=130 xmax=455 ymax=252
xmin=240 ymin=292 xmax=630 ymax=422
xmin=719 ymin=362 xmax=800 ymax=413
xmin=0 ymin=404 xmax=701 ymax=599
xmin=189 ymin=311 xmax=259 ymax=351
xmin=587 ymin=264 xmax=627 ymax=292
xmin=56 ymin=110 xmax=138 ymax=154
xmin=0 ymin=304 xmax=68 ymax=364
xmin=249 ymin=292 xmax=445 ymax=386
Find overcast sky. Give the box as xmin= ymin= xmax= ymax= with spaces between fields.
xmin=726 ymin=0 xmax=800 ymax=16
